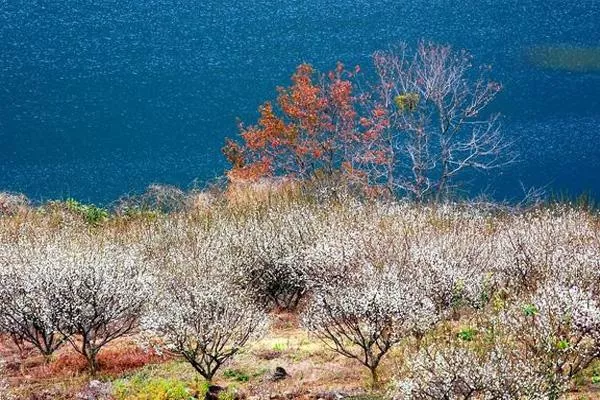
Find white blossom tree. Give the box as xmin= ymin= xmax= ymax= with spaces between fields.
xmin=497 ymin=283 xmax=600 ymax=399
xmin=494 ymin=208 xmax=600 ymax=296
xmin=0 ymin=259 xmax=67 ymax=360
xmin=50 ymin=242 xmax=152 ymax=375
xmin=0 ymin=238 xmax=151 ymax=375
xmin=302 ymin=265 xmax=438 ymax=388
xmin=395 ymin=344 xmax=546 ymax=400
xmin=406 ymin=222 xmax=498 ymax=314
xmin=228 ymin=204 xmax=321 ymax=310
xmin=0 ymin=356 xmax=13 ymax=400
xmin=141 ymin=225 xmax=269 ymax=382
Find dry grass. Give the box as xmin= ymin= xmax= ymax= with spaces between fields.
xmin=0 ymin=321 xmax=379 ymax=399
xmin=1 ymin=335 xmax=171 ymax=398
xmin=2 ymin=313 xmax=600 ymax=399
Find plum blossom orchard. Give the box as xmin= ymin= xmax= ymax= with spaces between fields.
xmin=1 ymin=191 xmax=599 ymax=399
xmin=302 ymin=265 xmax=439 ymax=388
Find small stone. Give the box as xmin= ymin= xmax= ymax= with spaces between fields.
xmin=205 ymin=385 xmax=225 ymax=400
xmin=270 ymin=366 xmax=289 ymax=381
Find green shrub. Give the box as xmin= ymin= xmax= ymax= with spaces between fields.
xmin=65 ymin=198 xmax=109 ymax=225
xmin=218 ymin=390 xmax=236 ymax=400
xmin=113 ymin=376 xmax=194 ymax=400
xmin=272 ymin=342 xmax=288 ymax=352
xmin=457 ymin=327 xmax=477 ymax=342
xmin=120 ymin=206 xmax=161 ymax=221
xmin=393 ymin=92 xmax=419 ymax=112
xmin=522 ymin=304 xmax=538 ymax=317
xmin=223 ymin=368 xmax=250 ymax=382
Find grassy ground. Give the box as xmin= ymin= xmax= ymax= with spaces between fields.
xmin=2 ymin=312 xmax=600 ymax=399
xmin=1 ymin=313 xmax=384 ymax=399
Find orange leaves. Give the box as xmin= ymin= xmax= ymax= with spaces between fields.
xmin=240 ymin=102 xmax=290 ymax=150
xmin=330 ymin=79 xmax=353 ymax=106
xmin=223 ymin=44 xmax=508 ymax=199
xmin=223 ymin=61 xmax=385 ymax=186
xmin=226 ymin=157 xmax=272 ymax=182
xmin=372 ymin=106 xmax=387 ymax=118
xmin=365 ymin=149 xmax=390 ymax=165
xmin=311 ymin=147 xmax=324 ymax=159
xmin=330 ymin=79 xmax=357 ymax=128
xmin=361 ymin=106 xmax=390 ymax=142
xmin=279 ymin=64 xmax=327 ymax=136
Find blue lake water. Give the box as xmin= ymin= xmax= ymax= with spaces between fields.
xmin=1 ymin=1 xmax=599 ymax=203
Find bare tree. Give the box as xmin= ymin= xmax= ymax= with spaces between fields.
xmin=366 ymin=42 xmax=515 ymax=201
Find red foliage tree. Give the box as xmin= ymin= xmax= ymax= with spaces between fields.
xmin=222 ymin=63 xmax=385 ymax=186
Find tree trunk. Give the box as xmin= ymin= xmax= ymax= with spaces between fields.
xmin=82 ymin=342 xmax=99 ymax=376
xmin=369 ymin=366 xmax=380 ymax=389
xmin=87 ymin=353 xmax=99 ymax=376
xmin=42 ymin=353 xmax=53 ymax=365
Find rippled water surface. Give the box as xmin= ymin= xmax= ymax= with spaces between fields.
xmin=1 ymin=1 xmax=599 ymax=202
